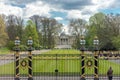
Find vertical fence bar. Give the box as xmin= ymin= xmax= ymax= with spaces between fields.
xmin=15 ymin=37 xmax=20 ymax=80
xmin=81 ymin=51 xmax=85 ymax=80
xmin=94 ymin=51 xmax=99 ymax=80
xmin=28 ymin=37 xmax=33 ymax=80
xmin=55 ymin=54 xmax=58 ymax=80
xmin=93 ymin=36 xmax=99 ymax=80
xmin=15 ymin=50 xmax=20 ymax=80
xmin=80 ymin=35 xmax=86 ymax=80
xmin=28 ymin=50 xmax=33 ymax=80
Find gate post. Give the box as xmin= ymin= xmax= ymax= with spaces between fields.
xmin=27 ymin=37 xmax=33 ymax=80
xmin=93 ymin=36 xmax=99 ymax=80
xmin=14 ymin=37 xmax=20 ymax=80
xmin=80 ymin=36 xmax=86 ymax=80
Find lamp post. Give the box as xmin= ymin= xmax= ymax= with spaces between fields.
xmin=15 ymin=36 xmax=20 ymax=80
xmin=93 ymin=36 xmax=99 ymax=80
xmin=80 ymin=35 xmax=86 ymax=80
xmin=27 ymin=37 xmax=33 ymax=80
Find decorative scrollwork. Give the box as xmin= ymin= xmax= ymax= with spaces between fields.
xmin=21 ymin=59 xmax=27 ymax=67
xmin=86 ymin=60 xmax=93 ymax=67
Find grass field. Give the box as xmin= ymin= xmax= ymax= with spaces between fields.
xmin=32 ymin=59 xmax=120 ymax=75
xmin=0 ymin=49 xmax=119 ymax=76
xmin=0 ymin=47 xmax=11 ymax=54
xmin=44 ymin=49 xmax=80 ymax=54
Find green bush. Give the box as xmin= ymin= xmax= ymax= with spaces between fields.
xmin=19 ymin=45 xmax=28 ymax=51
xmin=7 ymin=41 xmax=14 ymax=50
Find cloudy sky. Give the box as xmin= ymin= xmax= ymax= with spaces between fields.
xmin=0 ymin=0 xmax=120 ymax=26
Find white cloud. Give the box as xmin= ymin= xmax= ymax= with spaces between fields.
xmin=62 ymin=24 xmax=69 ymax=34
xmin=24 ymin=1 xmax=51 ymax=18
xmin=66 ymin=0 xmax=115 ymax=21
xmin=0 ymin=1 xmax=51 ymax=19
xmin=67 ymin=10 xmax=82 ymax=19
xmin=0 ymin=2 xmax=23 ymax=16
xmin=55 ymin=17 xmax=63 ymax=21
xmin=0 ymin=0 xmax=119 ymax=23
xmin=66 ymin=10 xmax=91 ymax=21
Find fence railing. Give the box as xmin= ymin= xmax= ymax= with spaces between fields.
xmin=0 ymin=52 xmax=119 ymax=80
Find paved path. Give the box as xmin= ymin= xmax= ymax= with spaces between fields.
xmin=0 ymin=50 xmax=51 ymax=66
xmin=32 ymin=49 xmax=51 ymax=55
xmin=109 ymin=60 xmax=120 ymax=64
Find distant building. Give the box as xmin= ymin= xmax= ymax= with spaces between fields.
xmin=55 ymin=32 xmax=75 ymax=49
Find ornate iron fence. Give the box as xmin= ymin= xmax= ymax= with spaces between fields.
xmin=0 ymin=51 xmax=119 ymax=80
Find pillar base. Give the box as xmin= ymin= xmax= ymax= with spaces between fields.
xmin=94 ymin=77 xmax=99 ymax=80
xmin=28 ymin=77 xmax=33 ymax=80
xmin=15 ymin=77 xmax=20 ymax=80
xmin=80 ymin=77 xmax=86 ymax=80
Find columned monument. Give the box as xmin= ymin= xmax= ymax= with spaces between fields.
xmin=55 ymin=31 xmax=75 ymax=48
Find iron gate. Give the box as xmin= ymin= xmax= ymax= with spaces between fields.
xmin=32 ymin=54 xmax=81 ymax=80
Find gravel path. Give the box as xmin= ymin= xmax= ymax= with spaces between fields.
xmin=0 ymin=50 xmax=51 ymax=66
xmin=109 ymin=60 xmax=120 ymax=64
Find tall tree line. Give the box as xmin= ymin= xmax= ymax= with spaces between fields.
xmin=86 ymin=13 xmax=120 ymax=50
xmin=0 ymin=15 xmax=8 ymax=47
xmin=0 ymin=12 xmax=120 ymax=50
xmin=68 ymin=12 xmax=120 ymax=50
xmin=0 ymin=14 xmax=62 ymax=50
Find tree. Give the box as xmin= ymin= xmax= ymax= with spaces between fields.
xmin=30 ymin=15 xmax=44 ymax=48
xmin=112 ymin=35 xmax=120 ymax=50
xmin=30 ymin=15 xmax=41 ymax=32
xmin=69 ymin=19 xmax=86 ymax=49
xmin=40 ymin=17 xmax=62 ymax=49
xmin=6 ymin=15 xmax=17 ymax=41
xmin=0 ymin=15 xmax=8 ymax=47
xmin=87 ymin=12 xmax=120 ymax=50
xmin=23 ymin=20 xmax=39 ymax=48
xmin=5 ymin=15 xmax=24 ymax=49
xmin=15 ymin=17 xmax=24 ymax=40
xmin=6 ymin=15 xmax=24 ymax=41
xmin=86 ymin=13 xmax=105 ymax=48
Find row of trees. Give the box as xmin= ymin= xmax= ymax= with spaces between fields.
xmin=0 ymin=12 xmax=120 ymax=50
xmin=87 ymin=13 xmax=120 ymax=50
xmin=69 ymin=13 xmax=120 ymax=50
xmin=0 ymin=15 xmax=62 ymax=50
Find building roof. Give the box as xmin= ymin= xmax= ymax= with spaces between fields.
xmin=60 ymin=31 xmax=66 ymax=36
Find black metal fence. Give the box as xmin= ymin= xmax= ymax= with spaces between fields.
xmin=0 ymin=51 xmax=120 ymax=80
xmin=32 ymin=54 xmax=81 ymax=80
xmin=0 ymin=54 xmax=15 ymax=80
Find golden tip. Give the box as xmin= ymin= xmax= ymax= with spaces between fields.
xmin=16 ymin=36 xmax=19 ymax=40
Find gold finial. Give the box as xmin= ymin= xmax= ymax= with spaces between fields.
xmin=16 ymin=36 xmax=19 ymax=40
xmin=94 ymin=36 xmax=98 ymax=39
xmin=81 ymin=35 xmax=84 ymax=39
xmin=29 ymin=36 xmax=32 ymax=40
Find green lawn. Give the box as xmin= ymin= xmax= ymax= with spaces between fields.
xmin=33 ymin=58 xmax=120 ymax=75
xmin=44 ymin=49 xmax=80 ymax=54
xmin=0 ymin=47 xmax=11 ymax=54
xmin=0 ymin=62 xmax=14 ymax=75
xmin=99 ymin=59 xmax=120 ymax=75
xmin=0 ymin=49 xmax=119 ymax=76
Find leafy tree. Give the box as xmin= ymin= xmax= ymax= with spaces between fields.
xmin=5 ymin=15 xmax=24 ymax=49
xmin=69 ymin=19 xmax=86 ymax=49
xmin=86 ymin=13 xmax=105 ymax=48
xmin=6 ymin=15 xmax=17 ymax=41
xmin=6 ymin=15 xmax=24 ymax=41
xmin=112 ymin=35 xmax=120 ymax=50
xmin=0 ymin=15 xmax=8 ymax=47
xmin=87 ymin=12 xmax=120 ymax=50
xmin=23 ymin=20 xmax=39 ymax=48
xmin=40 ymin=17 xmax=62 ymax=49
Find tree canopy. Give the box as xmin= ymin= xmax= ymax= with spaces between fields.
xmin=0 ymin=15 xmax=8 ymax=47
